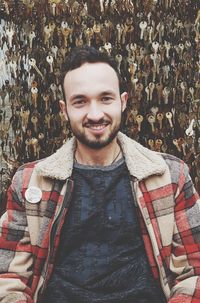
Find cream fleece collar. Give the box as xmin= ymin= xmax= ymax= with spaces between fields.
xmin=35 ymin=132 xmax=167 ymax=181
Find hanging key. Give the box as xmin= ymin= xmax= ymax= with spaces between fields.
xmin=189 ymin=87 xmax=194 ymax=101
xmin=148 ymin=82 xmax=155 ymax=101
xmin=148 ymin=139 xmax=155 ymax=150
xmin=29 ymin=58 xmax=44 ymax=79
xmin=46 ymin=55 xmax=54 ymax=73
xmin=173 ymin=139 xmax=182 ymax=152
xmin=180 ymin=81 xmax=186 ymax=103
xmin=164 ymin=40 xmax=171 ymax=59
xmin=31 ymin=115 xmax=38 ymax=133
xmin=152 ymin=41 xmax=159 ymax=53
xmin=29 ymin=31 xmax=36 ymax=49
xmin=31 ymin=87 xmax=38 ymax=108
xmin=166 ymin=112 xmax=173 ymax=128
xmin=155 ymin=139 xmax=163 ymax=152
xmin=162 ymin=87 xmax=170 ymax=104
xmin=139 ymin=21 xmax=147 ymax=40
xmin=147 ymin=114 xmax=156 ymax=133
xmin=136 ymin=114 xmax=143 ymax=132
xmin=185 ymin=119 xmax=195 ymax=136
xmin=157 ymin=112 xmax=164 ymax=130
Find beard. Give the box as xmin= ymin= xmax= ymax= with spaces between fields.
xmin=68 ymin=116 xmax=122 ymax=150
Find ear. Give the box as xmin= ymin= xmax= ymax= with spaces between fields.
xmin=59 ymin=100 xmax=68 ymax=121
xmin=120 ymin=92 xmax=128 ymax=112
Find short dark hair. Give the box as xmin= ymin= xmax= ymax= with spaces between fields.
xmin=61 ymin=45 xmax=122 ymax=102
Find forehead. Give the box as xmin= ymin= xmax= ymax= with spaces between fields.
xmin=63 ymin=62 xmax=119 ymax=96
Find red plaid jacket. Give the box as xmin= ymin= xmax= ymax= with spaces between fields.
xmin=0 ymin=132 xmax=200 ymax=303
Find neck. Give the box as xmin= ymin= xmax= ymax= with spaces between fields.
xmin=75 ymin=138 xmax=122 ymax=166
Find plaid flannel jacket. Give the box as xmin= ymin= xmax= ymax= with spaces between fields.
xmin=0 ymin=132 xmax=200 ymax=303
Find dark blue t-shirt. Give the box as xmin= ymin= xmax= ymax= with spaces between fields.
xmin=43 ymin=158 xmax=166 ymax=303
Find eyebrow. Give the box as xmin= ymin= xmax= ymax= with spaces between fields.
xmin=70 ymin=91 xmax=116 ymax=101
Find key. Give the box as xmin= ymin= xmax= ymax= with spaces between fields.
xmin=38 ymin=132 xmax=44 ymax=140
xmin=31 ymin=137 xmax=38 ymax=157
xmin=147 ymin=114 xmax=156 ymax=132
xmin=185 ymin=119 xmax=195 ymax=136
xmin=136 ymin=114 xmax=143 ymax=132
xmin=178 ymin=137 xmax=187 ymax=156
xmin=178 ymin=43 xmax=184 ymax=59
xmin=139 ymin=21 xmax=147 ymax=40
xmin=31 ymin=115 xmax=38 ymax=133
xmin=148 ymin=82 xmax=155 ymax=101
xmin=31 ymin=87 xmax=38 ymax=108
xmin=44 ymin=25 xmax=52 ymax=46
xmin=46 ymin=55 xmax=54 ymax=73
xmin=169 ymin=84 xmax=175 ymax=102
xmin=148 ymin=139 xmax=154 ymax=150
xmin=45 ymin=113 xmax=51 ymax=129
xmin=189 ymin=87 xmax=194 ymax=101
xmin=51 ymin=45 xmax=58 ymax=59
xmin=51 ymin=2 xmax=57 ymax=16
xmin=42 ymin=94 xmax=50 ymax=111
xmin=104 ymin=42 xmax=112 ymax=55
xmin=9 ymin=60 xmax=17 ymax=78
xmin=6 ymin=27 xmax=14 ymax=48
xmin=162 ymin=87 xmax=170 ymax=104
xmin=166 ymin=112 xmax=173 ymax=128
xmin=151 ymin=106 xmax=159 ymax=116
xmin=115 ymin=54 xmax=122 ymax=72
xmin=155 ymin=139 xmax=163 ymax=152
xmin=180 ymin=81 xmax=186 ymax=103
xmin=159 ymin=44 xmax=165 ymax=62
xmin=50 ymin=83 xmax=57 ymax=100
xmin=150 ymin=53 xmax=157 ymax=67
xmin=29 ymin=58 xmax=44 ymax=79
xmin=157 ymin=112 xmax=164 ymax=129
xmin=29 ymin=31 xmax=36 ymax=49
xmin=151 ymin=65 xmax=157 ymax=82
xmin=131 ymin=76 xmax=138 ymax=92
xmin=152 ymin=41 xmax=159 ymax=53
xmin=145 ymin=86 xmax=150 ymax=102
xmin=164 ymin=40 xmax=171 ymax=58
xmin=136 ymin=83 xmax=143 ymax=101
xmin=163 ymin=65 xmax=170 ymax=80
xmin=147 ymin=25 xmax=154 ymax=43
xmin=173 ymin=139 xmax=181 ymax=152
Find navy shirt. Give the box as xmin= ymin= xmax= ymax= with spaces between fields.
xmin=43 ymin=158 xmax=166 ymax=303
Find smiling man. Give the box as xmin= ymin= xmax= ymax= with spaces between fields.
xmin=0 ymin=46 xmax=200 ymax=303
xmin=59 ymin=60 xmax=128 ymax=164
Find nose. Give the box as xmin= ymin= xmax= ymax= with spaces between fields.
xmin=86 ymin=101 xmax=104 ymax=122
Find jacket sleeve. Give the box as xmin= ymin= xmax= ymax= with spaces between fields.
xmin=168 ymin=161 xmax=200 ymax=302
xmin=0 ymin=169 xmax=34 ymax=303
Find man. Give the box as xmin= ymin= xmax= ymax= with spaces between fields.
xmin=0 ymin=46 xmax=200 ymax=303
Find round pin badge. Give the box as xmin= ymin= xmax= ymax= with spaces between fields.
xmin=25 ymin=186 xmax=42 ymax=204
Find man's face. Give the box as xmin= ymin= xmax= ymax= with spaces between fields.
xmin=60 ymin=62 xmax=128 ymax=149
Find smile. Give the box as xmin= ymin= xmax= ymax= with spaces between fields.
xmin=85 ymin=123 xmax=109 ymax=133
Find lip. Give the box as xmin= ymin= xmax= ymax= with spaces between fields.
xmin=85 ymin=124 xmax=109 ymax=135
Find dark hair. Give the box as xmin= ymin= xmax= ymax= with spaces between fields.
xmin=61 ymin=45 xmax=122 ymax=102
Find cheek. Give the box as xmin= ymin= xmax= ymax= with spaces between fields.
xmin=67 ymin=109 xmax=86 ymax=123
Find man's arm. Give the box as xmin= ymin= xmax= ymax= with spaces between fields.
xmin=0 ymin=170 xmax=34 ymax=303
xmin=169 ymin=161 xmax=200 ymax=302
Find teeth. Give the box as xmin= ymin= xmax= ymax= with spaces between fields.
xmin=88 ymin=124 xmax=107 ymax=130
xmin=91 ymin=125 xmax=105 ymax=130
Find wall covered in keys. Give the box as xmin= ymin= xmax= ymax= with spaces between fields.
xmin=0 ymin=0 xmax=200 ymax=209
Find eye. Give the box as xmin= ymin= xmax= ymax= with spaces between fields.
xmin=101 ymin=96 xmax=113 ymax=103
xmin=73 ymin=100 xmax=86 ymax=107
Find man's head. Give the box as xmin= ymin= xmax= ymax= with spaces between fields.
xmin=60 ymin=46 xmax=128 ymax=150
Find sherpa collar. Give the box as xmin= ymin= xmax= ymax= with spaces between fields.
xmin=35 ymin=132 xmax=167 ymax=181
